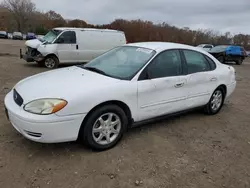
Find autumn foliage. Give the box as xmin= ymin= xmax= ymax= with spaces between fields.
xmin=0 ymin=0 xmax=249 ymax=50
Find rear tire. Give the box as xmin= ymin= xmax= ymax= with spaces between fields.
xmin=78 ymin=105 xmax=128 ymax=151
xmin=217 ymin=56 xmax=225 ymax=63
xmin=235 ymin=58 xmax=243 ymax=65
xmin=44 ymin=55 xmax=59 ymax=69
xmin=204 ymin=87 xmax=225 ymax=115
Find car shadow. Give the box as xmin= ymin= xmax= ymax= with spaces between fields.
xmin=126 ymin=108 xmax=203 ymax=136
xmin=14 ymin=108 xmax=206 ymax=156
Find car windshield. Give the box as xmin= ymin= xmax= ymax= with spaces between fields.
xmin=210 ymin=45 xmax=229 ymax=52
xmin=41 ymin=29 xmax=62 ymax=43
xmin=81 ymin=46 xmax=156 ymax=80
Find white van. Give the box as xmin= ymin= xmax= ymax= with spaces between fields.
xmin=20 ymin=27 xmax=127 ymax=69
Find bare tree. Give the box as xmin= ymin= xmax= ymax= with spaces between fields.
xmin=2 ymin=0 xmax=36 ymax=31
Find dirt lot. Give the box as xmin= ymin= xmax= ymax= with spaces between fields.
xmin=0 ymin=39 xmax=250 ymax=188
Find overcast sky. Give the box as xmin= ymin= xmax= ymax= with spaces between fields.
xmin=10 ymin=0 xmax=250 ymax=34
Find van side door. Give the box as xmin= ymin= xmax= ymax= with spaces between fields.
xmin=76 ymin=31 xmax=95 ymax=63
xmin=54 ymin=31 xmax=78 ymax=63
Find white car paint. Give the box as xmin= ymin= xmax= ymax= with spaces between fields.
xmin=24 ymin=27 xmax=126 ymax=64
xmin=26 ymin=39 xmax=42 ymax=49
xmin=4 ymin=42 xmax=236 ymax=144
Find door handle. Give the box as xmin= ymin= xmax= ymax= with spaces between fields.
xmin=175 ymin=83 xmax=184 ymax=88
xmin=210 ymin=77 xmax=217 ymax=81
xmin=76 ymin=44 xmax=79 ymax=50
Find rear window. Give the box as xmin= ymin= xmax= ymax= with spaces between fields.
xmin=210 ymin=45 xmax=228 ymax=52
xmin=240 ymin=47 xmax=245 ymax=51
xmin=205 ymin=56 xmax=216 ymax=70
xmin=204 ymin=45 xmax=213 ymax=48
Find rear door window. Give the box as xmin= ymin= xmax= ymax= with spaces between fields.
xmin=182 ymin=50 xmax=210 ymax=74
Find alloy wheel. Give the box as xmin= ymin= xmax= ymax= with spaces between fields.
xmin=92 ymin=113 xmax=121 ymax=145
xmin=211 ymin=90 xmax=223 ymax=111
xmin=45 ymin=58 xmax=56 ymax=68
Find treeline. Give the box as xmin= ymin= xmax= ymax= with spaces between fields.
xmin=0 ymin=0 xmax=250 ymax=49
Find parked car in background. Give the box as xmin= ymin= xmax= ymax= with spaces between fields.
xmin=23 ymin=34 xmax=26 ymax=40
xmin=209 ymin=45 xmax=248 ymax=65
xmin=26 ymin=32 xmax=36 ymax=40
xmin=37 ymin=35 xmax=45 ymax=40
xmin=6 ymin=42 xmax=236 ymax=150
xmin=8 ymin=33 xmax=13 ymax=39
xmin=197 ymin=44 xmax=214 ymax=52
xmin=13 ymin=32 xmax=23 ymax=40
xmin=20 ymin=27 xmax=127 ymax=69
xmin=0 ymin=31 xmax=8 ymax=39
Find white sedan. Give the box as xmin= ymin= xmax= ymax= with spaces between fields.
xmin=4 ymin=42 xmax=236 ymax=150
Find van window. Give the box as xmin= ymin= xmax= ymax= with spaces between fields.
xmin=56 ymin=31 xmax=76 ymax=44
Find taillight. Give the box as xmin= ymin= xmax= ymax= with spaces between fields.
xmin=126 ymin=40 xmax=128 ymax=44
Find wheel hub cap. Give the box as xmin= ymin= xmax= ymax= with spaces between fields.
xmin=92 ymin=113 xmax=121 ymax=145
xmin=45 ymin=58 xmax=55 ymax=68
xmin=211 ymin=90 xmax=223 ymax=111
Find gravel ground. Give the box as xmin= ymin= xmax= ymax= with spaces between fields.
xmin=0 ymin=39 xmax=250 ymax=188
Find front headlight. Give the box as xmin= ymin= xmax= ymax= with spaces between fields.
xmin=24 ymin=99 xmax=67 ymax=115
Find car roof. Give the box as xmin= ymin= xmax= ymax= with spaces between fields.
xmin=53 ymin=27 xmax=124 ymax=33
xmin=126 ymin=42 xmax=205 ymax=53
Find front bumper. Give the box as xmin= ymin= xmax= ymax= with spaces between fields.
xmin=20 ymin=49 xmax=45 ymax=62
xmin=4 ymin=90 xmax=86 ymax=143
xmin=13 ymin=37 xmax=23 ymax=40
xmin=20 ymin=49 xmax=34 ymax=62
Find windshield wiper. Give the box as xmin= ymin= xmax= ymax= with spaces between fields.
xmin=83 ymin=66 xmax=108 ymax=76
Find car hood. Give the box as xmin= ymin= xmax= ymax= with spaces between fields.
xmin=14 ymin=66 xmax=120 ymax=104
xmin=25 ymin=39 xmax=42 ymax=49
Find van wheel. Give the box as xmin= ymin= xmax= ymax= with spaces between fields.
xmin=79 ymin=105 xmax=128 ymax=151
xmin=204 ymin=87 xmax=225 ymax=115
xmin=44 ymin=56 xmax=59 ymax=69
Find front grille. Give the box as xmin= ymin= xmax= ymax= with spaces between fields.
xmin=24 ymin=130 xmax=42 ymax=138
xmin=13 ymin=89 xmax=23 ymax=106
xmin=26 ymin=47 xmax=39 ymax=57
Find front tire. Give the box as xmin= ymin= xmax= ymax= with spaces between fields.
xmin=44 ymin=56 xmax=59 ymax=69
xmin=204 ymin=87 xmax=225 ymax=115
xmin=79 ymin=105 xmax=128 ymax=151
